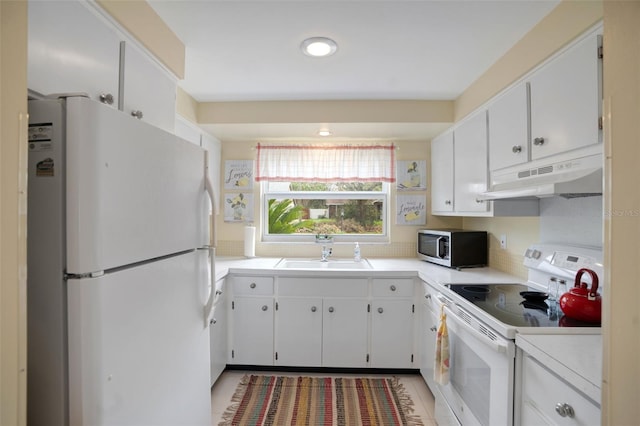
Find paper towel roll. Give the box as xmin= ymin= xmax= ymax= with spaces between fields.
xmin=244 ymin=226 xmax=256 ymax=258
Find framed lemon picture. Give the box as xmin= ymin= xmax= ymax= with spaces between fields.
xmin=224 ymin=192 xmax=254 ymax=222
xmin=396 ymin=194 xmax=426 ymax=225
xmin=224 ymin=160 xmax=254 ymax=190
xmin=396 ymin=160 xmax=426 ymax=191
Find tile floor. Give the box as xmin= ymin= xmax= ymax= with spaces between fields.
xmin=211 ymin=370 xmax=437 ymax=425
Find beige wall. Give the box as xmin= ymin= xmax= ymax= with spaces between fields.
xmin=198 ymin=100 xmax=453 ymax=125
xmin=96 ymin=0 xmax=185 ymax=78
xmin=1 ymin=1 xmax=28 ymax=425
xmin=216 ymin=139 xmax=461 ymax=258
xmin=602 ymin=2 xmax=640 ymax=423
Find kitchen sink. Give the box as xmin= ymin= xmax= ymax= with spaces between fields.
xmin=275 ymin=258 xmax=373 ymax=270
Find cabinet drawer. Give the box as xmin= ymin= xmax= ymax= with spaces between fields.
xmin=372 ymin=278 xmax=414 ymax=297
xmin=521 ymin=354 xmax=600 ymax=425
xmin=231 ymin=276 xmax=274 ymax=295
xmin=278 ymin=277 xmax=368 ymax=297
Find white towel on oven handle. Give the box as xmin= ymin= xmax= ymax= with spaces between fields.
xmin=434 ymin=304 xmax=450 ymax=385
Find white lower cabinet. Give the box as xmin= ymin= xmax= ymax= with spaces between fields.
xmin=275 ymin=297 xmax=323 ymax=367
xmin=230 ymin=297 xmax=274 ymax=365
xmin=370 ymin=278 xmax=416 ymax=368
xmin=370 ymin=299 xmax=414 ymax=368
xmin=209 ymin=279 xmax=227 ymax=386
xmin=230 ymin=273 xmax=417 ymax=369
xmin=229 ymin=275 xmax=275 ymax=365
xmin=322 ymin=298 xmax=369 ymax=368
xmin=518 ymin=353 xmax=600 ymax=426
xmin=419 ymin=299 xmax=438 ymax=389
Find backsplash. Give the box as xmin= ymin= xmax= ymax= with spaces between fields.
xmin=539 ymin=196 xmax=603 ymax=248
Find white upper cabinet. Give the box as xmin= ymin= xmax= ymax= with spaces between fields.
xmin=430 ymin=131 xmax=455 ymax=214
xmin=529 ymin=31 xmax=601 ymax=160
xmin=453 ymin=110 xmax=490 ymax=213
xmin=122 ymin=41 xmax=177 ymax=133
xmin=488 ymin=83 xmax=530 ymax=171
xmin=28 ymin=1 xmax=120 ymax=105
xmin=28 ymin=1 xmax=178 ymax=132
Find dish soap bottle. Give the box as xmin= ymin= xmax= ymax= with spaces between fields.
xmin=354 ymin=242 xmax=361 ymax=262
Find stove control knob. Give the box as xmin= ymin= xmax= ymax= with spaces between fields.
xmin=532 ymin=250 xmax=541 ymax=259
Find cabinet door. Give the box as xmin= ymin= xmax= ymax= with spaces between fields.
xmin=529 ymin=32 xmax=601 ymax=160
xmin=430 ymin=131 xmax=455 ymax=213
xmin=230 ymin=297 xmax=274 ymax=365
xmin=370 ymin=300 xmax=414 ymax=368
xmin=28 ymin=1 xmax=120 ymax=105
xmin=275 ymin=298 xmax=323 ymax=367
xmin=420 ymin=302 xmax=438 ymax=390
xmin=322 ymin=298 xmax=369 ymax=368
xmin=209 ymin=285 xmax=227 ymax=386
xmin=488 ymin=83 xmax=530 ymax=171
xmin=454 ymin=111 xmax=490 ymax=213
xmin=122 ymin=41 xmax=177 ymax=133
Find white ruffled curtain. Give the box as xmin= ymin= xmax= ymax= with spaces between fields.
xmin=255 ymin=143 xmax=396 ymax=183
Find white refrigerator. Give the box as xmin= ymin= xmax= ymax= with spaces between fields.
xmin=27 ymin=96 xmax=214 ymax=425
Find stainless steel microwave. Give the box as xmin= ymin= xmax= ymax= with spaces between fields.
xmin=417 ymin=229 xmax=488 ymax=268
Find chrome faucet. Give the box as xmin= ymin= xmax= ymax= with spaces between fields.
xmin=321 ymin=245 xmax=332 ymax=262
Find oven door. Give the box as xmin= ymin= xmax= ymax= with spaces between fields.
xmin=436 ymin=303 xmax=516 ymax=426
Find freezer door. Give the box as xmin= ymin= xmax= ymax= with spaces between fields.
xmin=67 ymin=250 xmax=211 ymax=425
xmin=65 ymin=96 xmax=208 ymax=274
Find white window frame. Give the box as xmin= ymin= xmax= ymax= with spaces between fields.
xmin=261 ymin=182 xmax=391 ymax=243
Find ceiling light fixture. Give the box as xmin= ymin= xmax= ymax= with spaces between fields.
xmin=317 ymin=129 xmax=332 ymax=137
xmin=301 ymin=37 xmax=338 ymax=58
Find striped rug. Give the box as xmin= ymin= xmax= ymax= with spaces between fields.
xmin=219 ymin=375 xmax=424 ymax=426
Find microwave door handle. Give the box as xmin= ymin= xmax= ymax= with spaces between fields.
xmin=443 ymin=306 xmax=508 ymax=354
xmin=436 ymin=236 xmax=445 ymax=258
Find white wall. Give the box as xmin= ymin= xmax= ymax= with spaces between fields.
xmin=539 ymin=196 xmax=603 ymax=248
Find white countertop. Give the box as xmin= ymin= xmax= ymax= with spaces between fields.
xmin=213 ymin=255 xmax=523 ymax=287
xmin=516 ymin=333 xmax=602 ymax=404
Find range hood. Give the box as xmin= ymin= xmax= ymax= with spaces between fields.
xmin=478 ymin=145 xmax=603 ymax=201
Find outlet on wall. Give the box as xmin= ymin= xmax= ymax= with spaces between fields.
xmin=500 ymin=234 xmax=507 ymax=249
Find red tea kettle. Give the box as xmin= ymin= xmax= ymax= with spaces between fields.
xmin=559 ymin=268 xmax=602 ymax=323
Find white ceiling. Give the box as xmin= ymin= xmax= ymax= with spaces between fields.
xmin=149 ymin=0 xmax=560 ymax=141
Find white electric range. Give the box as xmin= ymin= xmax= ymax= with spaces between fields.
xmin=428 ymin=243 xmax=603 ymax=426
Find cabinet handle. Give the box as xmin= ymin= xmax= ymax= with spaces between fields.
xmin=430 ymin=326 xmax=437 ymax=332
xmin=311 ymin=306 xmax=317 ymax=312
xmin=131 ymin=110 xmax=144 ymax=120
xmin=390 ymin=285 xmax=396 ymax=292
xmin=378 ymin=307 xmax=384 ymax=314
xmin=250 ymin=283 xmax=256 ymax=289
xmin=512 ymin=145 xmax=522 ymax=153
xmin=555 ymin=403 xmax=575 ymax=418
xmin=261 ymin=305 xmax=268 ymax=311
xmin=533 ymin=137 xmax=545 ymax=146
xmin=328 ymin=307 xmax=334 ymax=313
xmin=99 ymin=93 xmax=114 ymax=105
xmin=444 ymin=200 xmax=452 ymax=205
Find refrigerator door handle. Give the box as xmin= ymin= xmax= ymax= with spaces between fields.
xmin=203 ymin=246 xmax=216 ymax=328
xmin=203 ymin=151 xmax=218 ymax=327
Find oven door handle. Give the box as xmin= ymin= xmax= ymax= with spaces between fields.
xmin=444 ymin=306 xmax=508 ymax=354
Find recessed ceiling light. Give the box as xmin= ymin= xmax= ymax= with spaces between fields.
xmin=318 ymin=129 xmax=333 ymax=137
xmin=301 ymin=37 xmax=338 ymax=58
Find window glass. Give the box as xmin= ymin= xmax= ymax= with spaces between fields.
xmin=263 ymin=181 xmax=389 ymax=242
